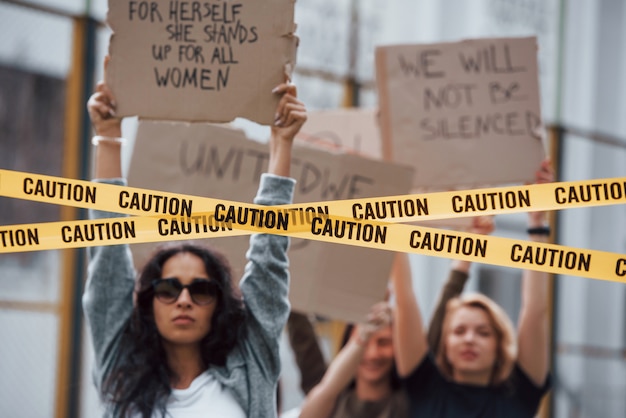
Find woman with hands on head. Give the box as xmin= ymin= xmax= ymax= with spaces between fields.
xmin=392 ymin=160 xmax=553 ymax=418
xmin=83 ymin=73 xmax=307 ymax=418
xmin=298 ymin=300 xmax=408 ymax=418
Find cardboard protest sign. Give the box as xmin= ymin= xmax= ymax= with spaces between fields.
xmin=376 ymin=36 xmax=546 ymax=191
xmin=295 ymin=107 xmax=382 ymax=158
xmin=127 ymin=120 xmax=414 ymax=323
xmin=295 ymin=108 xmax=474 ymax=229
xmin=105 ymin=0 xmax=298 ymax=125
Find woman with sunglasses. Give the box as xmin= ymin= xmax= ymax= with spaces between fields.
xmin=82 ymin=74 xmax=307 ymax=417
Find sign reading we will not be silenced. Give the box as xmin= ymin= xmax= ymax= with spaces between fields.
xmin=376 ymin=37 xmax=546 ymax=191
xmin=106 ymin=0 xmax=298 ymax=125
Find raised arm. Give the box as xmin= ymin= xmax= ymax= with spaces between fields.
xmin=268 ymin=83 xmax=306 ymax=177
xmin=237 ymin=83 xmax=306 ymax=372
xmin=82 ymin=75 xmax=136 ymax=389
xmin=87 ymin=56 xmax=123 ymax=179
xmin=427 ymin=216 xmax=495 ymax=350
xmin=516 ymin=159 xmax=553 ymax=386
xmin=391 ymin=252 xmax=428 ymax=377
xmin=88 ymin=78 xmax=123 ymax=179
xmin=299 ymin=303 xmax=392 ymax=418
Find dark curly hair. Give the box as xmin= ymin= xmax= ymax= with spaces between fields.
xmin=101 ymin=243 xmax=247 ymax=418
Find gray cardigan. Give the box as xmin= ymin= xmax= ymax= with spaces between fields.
xmin=82 ymin=173 xmax=295 ymax=418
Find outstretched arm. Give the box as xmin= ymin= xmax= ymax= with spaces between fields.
xmin=391 ymin=252 xmax=428 ymax=377
xmin=238 ymin=82 xmax=306 ymax=381
xmin=268 ymin=83 xmax=306 ymax=178
xmin=517 ymin=159 xmax=552 ymax=386
xmin=82 ymin=73 xmax=136 ymax=389
xmin=87 ymin=58 xmax=123 ymax=179
xmin=299 ymin=303 xmax=392 ymax=418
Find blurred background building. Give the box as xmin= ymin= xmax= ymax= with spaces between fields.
xmin=0 ymin=0 xmax=624 ymax=417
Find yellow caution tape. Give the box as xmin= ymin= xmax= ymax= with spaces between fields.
xmin=0 ymin=169 xmax=625 ymax=284
xmin=1 ymin=168 xmax=626 ymax=222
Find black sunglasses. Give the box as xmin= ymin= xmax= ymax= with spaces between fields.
xmin=152 ymin=278 xmax=220 ymax=306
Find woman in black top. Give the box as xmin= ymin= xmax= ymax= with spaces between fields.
xmin=392 ymin=160 xmax=553 ymax=418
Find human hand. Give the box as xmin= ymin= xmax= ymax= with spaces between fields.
xmin=451 ymin=218 xmax=493 ymax=272
xmin=355 ymin=301 xmax=392 ymax=345
xmin=466 ymin=216 xmax=495 ymax=235
xmin=535 ymin=158 xmax=554 ymax=184
xmin=87 ymin=80 xmax=122 ymax=138
xmin=528 ymin=158 xmax=554 ymax=227
xmin=271 ymin=83 xmax=307 ymax=142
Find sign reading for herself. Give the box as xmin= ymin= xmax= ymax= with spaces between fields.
xmin=376 ymin=36 xmax=545 ymax=190
xmin=127 ymin=120 xmax=414 ymax=323
xmin=105 ymin=0 xmax=298 ymax=125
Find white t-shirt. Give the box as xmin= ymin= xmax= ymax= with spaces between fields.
xmin=137 ymin=371 xmax=246 ymax=418
xmin=280 ymin=407 xmax=302 ymax=418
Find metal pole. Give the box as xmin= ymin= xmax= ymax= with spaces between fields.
xmin=54 ymin=14 xmax=96 ymax=418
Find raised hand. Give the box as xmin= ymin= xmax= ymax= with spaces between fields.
xmin=271 ymin=83 xmax=307 ymax=143
xmin=528 ymin=158 xmax=555 ymax=228
xmin=267 ymin=83 xmax=307 ymax=177
xmin=467 ymin=216 xmax=495 ymax=236
xmin=87 ymin=80 xmax=121 ymax=138
xmin=355 ymin=301 xmax=392 ymax=345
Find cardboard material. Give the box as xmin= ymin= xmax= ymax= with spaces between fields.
xmin=105 ymin=0 xmax=298 ymax=125
xmin=127 ymin=120 xmax=415 ymax=323
xmin=295 ymin=108 xmax=474 ymax=229
xmin=295 ymin=107 xmax=382 ymax=158
xmin=376 ymin=36 xmax=546 ymax=191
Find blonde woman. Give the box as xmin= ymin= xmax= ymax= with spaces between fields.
xmin=392 ymin=161 xmax=553 ymax=418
